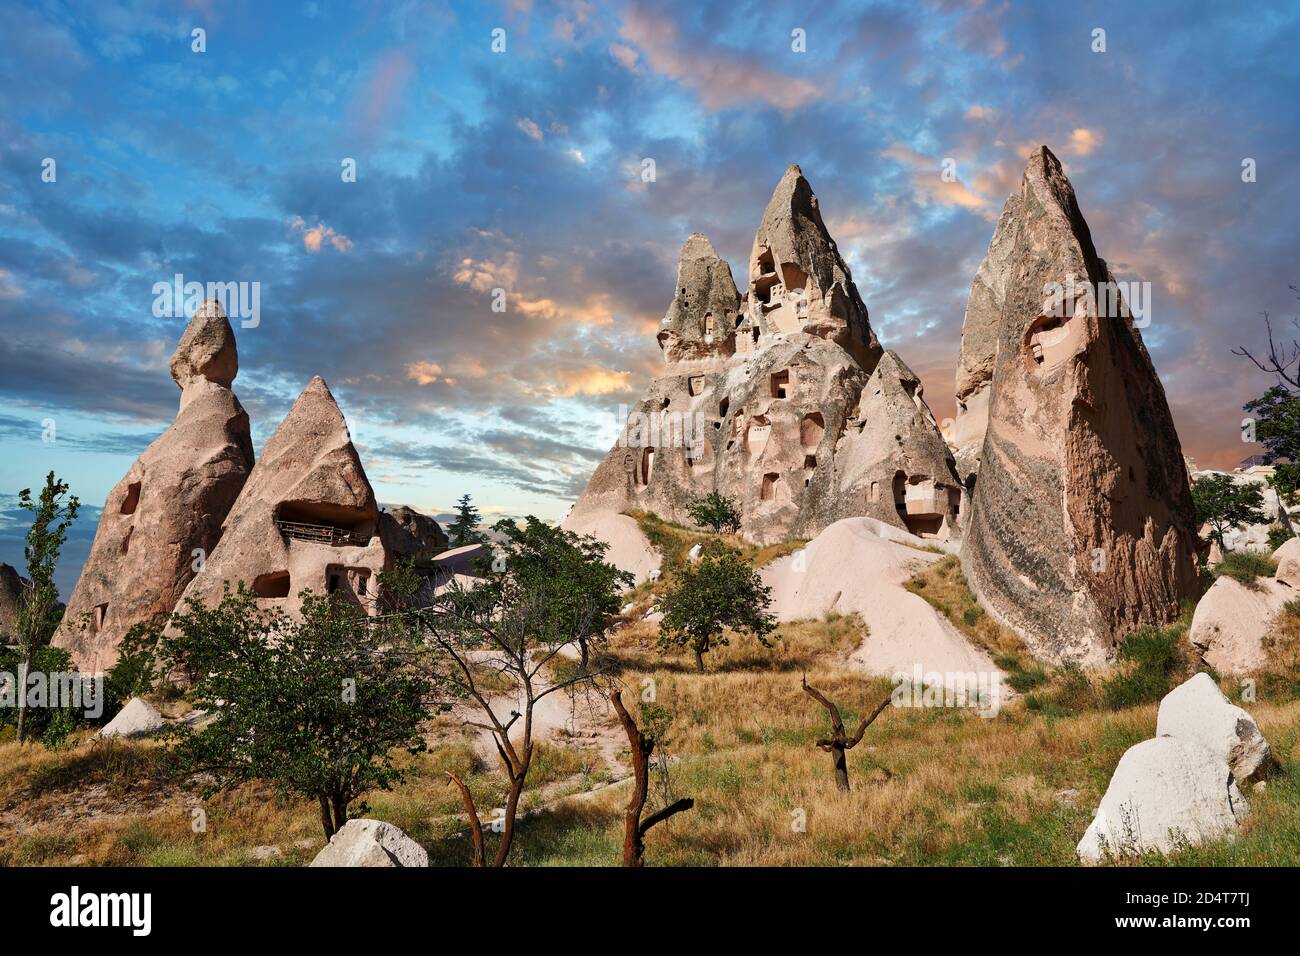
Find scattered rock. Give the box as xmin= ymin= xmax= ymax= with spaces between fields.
xmin=53 ymin=301 xmax=254 ymax=673
xmin=961 ymin=146 xmax=1199 ymax=664
xmin=309 ymin=819 xmax=428 ymax=868
xmin=97 ymin=698 xmax=165 ymax=739
xmin=1077 ymin=737 xmax=1248 ymax=863
xmin=1273 ymin=536 xmax=1300 ymax=589
xmin=250 ymin=845 xmax=282 ymax=861
xmin=1188 ymin=576 xmax=1290 ymax=674
xmin=1156 ymin=672 xmax=1275 ymax=783
xmin=687 ymin=543 xmax=703 ymax=561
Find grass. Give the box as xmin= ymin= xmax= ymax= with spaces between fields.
xmin=4 ymin=536 xmax=1300 ymax=867
xmin=1214 ymin=550 xmax=1279 ymax=590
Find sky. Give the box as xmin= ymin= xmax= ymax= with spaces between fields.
xmin=1 ymin=0 xmax=1297 ymax=596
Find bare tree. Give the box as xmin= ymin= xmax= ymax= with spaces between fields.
xmin=610 ymin=689 xmax=694 ymax=866
xmin=801 ymin=675 xmax=892 ymax=792
xmin=1233 ymin=286 xmax=1300 ymax=392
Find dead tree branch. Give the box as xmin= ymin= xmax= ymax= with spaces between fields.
xmin=610 ymin=689 xmax=694 ymax=866
xmin=801 ymin=674 xmax=893 ymax=791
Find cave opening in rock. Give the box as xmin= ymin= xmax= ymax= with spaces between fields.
xmin=800 ymin=411 xmax=824 ymax=450
xmin=770 ymin=369 xmax=791 ymax=398
xmin=120 ymin=481 xmax=141 ymax=516
xmin=760 ymin=472 xmax=780 ymax=501
xmin=253 ymin=571 xmax=291 ymax=598
xmin=92 ymin=602 xmax=108 ymax=633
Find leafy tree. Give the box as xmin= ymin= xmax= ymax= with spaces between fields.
xmin=155 ymin=585 xmax=432 ymax=840
xmin=390 ymin=534 xmax=618 ymax=867
xmin=14 ymin=472 xmax=79 ymax=744
xmin=657 ymin=546 xmax=777 ymax=671
xmin=1191 ymin=473 xmax=1267 ymax=550
xmin=1244 ymin=385 xmax=1300 ymax=502
xmin=487 ymin=516 xmax=632 ymax=668
xmin=446 ymin=493 xmax=487 ymax=547
xmin=687 ymin=491 xmax=742 ymax=534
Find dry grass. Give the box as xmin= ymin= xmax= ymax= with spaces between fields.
xmin=4 ymin=540 xmax=1300 ymax=867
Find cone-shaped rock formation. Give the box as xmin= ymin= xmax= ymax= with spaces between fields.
xmin=569 ymin=165 xmax=960 ymax=545
xmin=53 ymin=301 xmax=254 ymax=672
xmin=960 ymin=146 xmax=1198 ymax=663
xmin=174 ymin=375 xmax=392 ymax=617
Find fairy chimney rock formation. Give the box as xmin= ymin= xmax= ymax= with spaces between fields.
xmin=960 ymin=146 xmax=1198 ymax=664
xmin=53 ymin=301 xmax=254 ymax=672
xmin=173 ymin=375 xmax=391 ymax=617
xmin=568 ymin=165 xmax=960 ymax=546
xmin=950 ymin=193 xmax=1021 ymax=484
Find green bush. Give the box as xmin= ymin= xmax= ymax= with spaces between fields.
xmin=1213 ymin=550 xmax=1279 ymax=589
xmin=1102 ymin=626 xmax=1186 ymax=709
xmin=1269 ymin=527 xmax=1296 ymax=552
xmin=0 ymin=644 xmax=88 ymax=743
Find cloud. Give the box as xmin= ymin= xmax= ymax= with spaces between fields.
xmin=516 ymin=117 xmax=544 ymax=141
xmin=1067 ymin=127 xmax=1104 ymax=156
xmin=616 ymin=4 xmax=821 ymax=111
xmin=290 ymin=217 xmax=354 ymax=253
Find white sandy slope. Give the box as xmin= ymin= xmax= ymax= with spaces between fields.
xmin=762 ymin=518 xmax=1000 ymax=680
xmin=561 ymin=511 xmax=662 ymax=585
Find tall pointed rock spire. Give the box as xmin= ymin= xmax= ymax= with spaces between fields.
xmin=54 ymin=301 xmax=254 ymax=672
xmin=960 ymin=146 xmax=1198 ymax=663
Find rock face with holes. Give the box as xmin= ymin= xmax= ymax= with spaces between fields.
xmin=174 ymin=375 xmax=392 ymax=619
xmin=568 ymin=165 xmax=960 ymax=546
xmin=960 ymin=147 xmax=1199 ymax=664
xmin=53 ymin=302 xmax=254 ymax=673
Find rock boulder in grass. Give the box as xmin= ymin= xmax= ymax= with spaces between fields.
xmin=1273 ymin=536 xmax=1300 ymax=589
xmin=1077 ymin=737 xmax=1249 ymax=863
xmin=1188 ymin=575 xmax=1290 ymax=675
xmin=309 ymin=819 xmax=428 ymax=868
xmin=97 ymin=697 xmax=165 ymax=739
xmin=568 ymin=165 xmax=961 ymax=548
xmin=1156 ymin=673 xmax=1275 ymax=784
xmin=173 ymin=375 xmax=393 ymax=619
xmin=960 ymin=147 xmax=1199 ymax=665
xmin=53 ymin=301 xmax=254 ymax=674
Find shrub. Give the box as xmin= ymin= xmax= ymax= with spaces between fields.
xmin=1102 ymin=625 xmax=1187 ymax=709
xmin=687 ymin=492 xmax=743 ymax=534
xmin=1213 ymin=550 xmax=1279 ymax=590
xmin=1269 ymin=527 xmax=1296 ymax=552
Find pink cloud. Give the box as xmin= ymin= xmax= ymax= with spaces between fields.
xmin=616 ymin=5 xmax=820 ymax=111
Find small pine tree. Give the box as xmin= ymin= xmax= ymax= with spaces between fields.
xmin=14 ymin=472 xmax=79 ymax=744
xmin=447 ymin=493 xmax=487 ymax=547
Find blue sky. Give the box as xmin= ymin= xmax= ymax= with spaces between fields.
xmin=1 ymin=0 xmax=1297 ymax=595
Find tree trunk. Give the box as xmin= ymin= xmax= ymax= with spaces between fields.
xmin=331 ymin=793 xmax=349 ymax=836
xmin=14 ymin=650 xmax=31 ymax=744
xmin=493 ymin=775 xmax=526 ymax=867
xmin=831 ymin=743 xmax=850 ymax=792
xmin=610 ymin=690 xmax=693 ymax=867
xmin=694 ymin=645 xmax=705 ymax=672
xmin=318 ymin=794 xmax=336 ymax=840
xmin=446 ymin=772 xmax=486 ymax=867
xmin=579 ymin=638 xmax=590 ymax=670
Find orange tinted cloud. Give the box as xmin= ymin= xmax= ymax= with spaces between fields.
xmin=289 ymin=217 xmax=353 ymax=253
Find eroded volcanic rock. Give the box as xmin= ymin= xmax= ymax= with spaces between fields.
xmin=569 ymin=165 xmax=960 ymax=546
xmin=53 ymin=301 xmax=254 ymax=673
xmin=960 ymin=147 xmax=1199 ymax=664
xmin=174 ymin=375 xmax=392 ymax=617
xmin=950 ymin=193 xmax=1021 ymax=485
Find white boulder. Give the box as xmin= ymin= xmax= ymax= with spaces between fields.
xmin=1156 ymin=673 xmax=1275 ymax=784
xmin=309 ymin=819 xmax=428 ymax=868
xmin=1077 ymin=737 xmax=1249 ymax=863
xmin=97 ymin=697 xmax=165 ymax=739
xmin=1274 ymin=536 xmax=1300 ymax=589
xmin=1187 ymin=575 xmax=1290 ymax=674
